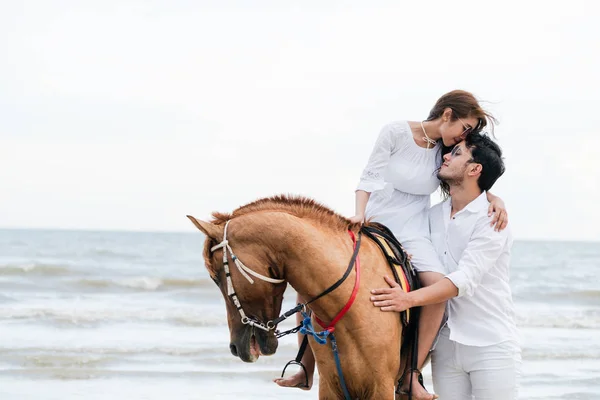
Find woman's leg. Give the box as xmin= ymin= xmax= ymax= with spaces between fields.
xmin=273 ymin=294 xmax=315 ymax=390
xmin=401 ymin=271 xmax=446 ymax=400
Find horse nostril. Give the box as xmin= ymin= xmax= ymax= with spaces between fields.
xmin=229 ymin=343 xmax=238 ymax=357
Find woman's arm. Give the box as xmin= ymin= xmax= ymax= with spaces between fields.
xmin=352 ymin=123 xmax=404 ymax=223
xmin=486 ymin=191 xmax=508 ymax=232
xmin=350 ymin=190 xmax=371 ymax=223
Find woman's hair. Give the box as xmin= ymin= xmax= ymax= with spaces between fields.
xmin=426 ymin=90 xmax=496 ymax=133
xmin=429 ymin=90 xmax=498 ymax=198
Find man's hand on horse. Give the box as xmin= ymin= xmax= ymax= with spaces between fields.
xmin=370 ymin=276 xmax=411 ymax=312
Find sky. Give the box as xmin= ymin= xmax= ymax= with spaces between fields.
xmin=1 ymin=0 xmax=599 ymax=241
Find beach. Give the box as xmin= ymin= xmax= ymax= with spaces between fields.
xmin=1 ymin=229 xmax=599 ymax=399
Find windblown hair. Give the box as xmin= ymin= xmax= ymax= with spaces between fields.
xmin=426 ymin=89 xmax=497 ymax=134
xmin=429 ymin=90 xmax=498 ymax=197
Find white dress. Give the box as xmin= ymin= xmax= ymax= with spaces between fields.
xmin=356 ymin=121 xmax=445 ymax=273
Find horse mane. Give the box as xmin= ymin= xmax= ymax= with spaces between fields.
xmin=203 ymin=195 xmax=355 ymax=278
xmin=211 ymin=194 xmax=351 ymax=229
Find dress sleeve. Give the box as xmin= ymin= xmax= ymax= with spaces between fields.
xmin=356 ymin=122 xmax=405 ymax=198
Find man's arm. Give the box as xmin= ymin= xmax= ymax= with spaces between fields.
xmin=371 ymin=214 xmax=509 ymax=312
xmin=444 ymin=215 xmax=509 ymax=297
xmin=371 ymin=275 xmax=458 ymax=312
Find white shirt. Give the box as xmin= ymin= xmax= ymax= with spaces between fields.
xmin=356 ymin=121 xmax=444 ymax=272
xmin=429 ymin=192 xmax=520 ymax=346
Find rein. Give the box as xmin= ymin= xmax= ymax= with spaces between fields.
xmin=272 ymin=229 xmax=362 ymax=330
xmin=314 ymin=229 xmax=361 ymax=330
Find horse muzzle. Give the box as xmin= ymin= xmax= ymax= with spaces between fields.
xmin=230 ymin=329 xmax=278 ymax=363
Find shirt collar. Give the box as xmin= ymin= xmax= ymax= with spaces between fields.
xmin=447 ymin=191 xmax=489 ymax=218
xmin=464 ymin=191 xmax=489 ymax=213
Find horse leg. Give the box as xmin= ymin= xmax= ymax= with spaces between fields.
xmin=317 ymin=380 xmax=338 ymax=400
xmin=369 ymin=380 xmax=397 ymax=400
xmin=318 ymin=374 xmax=396 ymax=400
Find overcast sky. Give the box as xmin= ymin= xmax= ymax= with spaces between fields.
xmin=1 ymin=0 xmax=599 ymax=241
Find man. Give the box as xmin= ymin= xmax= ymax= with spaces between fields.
xmin=371 ymin=133 xmax=521 ymax=399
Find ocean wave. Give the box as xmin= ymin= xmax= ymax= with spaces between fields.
xmin=0 ymin=293 xmax=16 ymax=303
xmin=570 ymin=290 xmax=600 ymax=299
xmin=0 ymin=263 xmax=71 ymax=276
xmin=0 ymin=307 xmax=227 ymax=327
xmin=89 ymin=249 xmax=141 ymax=260
xmin=22 ymin=354 xmax=116 ymax=368
xmin=75 ymin=277 xmax=213 ymax=291
xmin=523 ymin=348 xmax=600 ymax=361
xmin=0 ymin=346 xmax=220 ymax=357
xmin=516 ymin=310 xmax=600 ymax=329
xmin=516 ymin=289 xmax=600 ymax=302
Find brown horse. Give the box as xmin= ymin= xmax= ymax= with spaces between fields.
xmin=188 ymin=195 xmax=408 ymax=399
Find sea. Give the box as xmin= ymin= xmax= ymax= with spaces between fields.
xmin=0 ymin=228 xmax=599 ymax=399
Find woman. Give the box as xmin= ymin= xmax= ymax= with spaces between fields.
xmin=274 ymin=90 xmax=508 ymax=399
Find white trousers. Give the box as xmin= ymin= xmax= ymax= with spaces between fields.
xmin=431 ymin=326 xmax=522 ymax=400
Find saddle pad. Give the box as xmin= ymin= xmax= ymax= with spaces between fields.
xmin=371 ymin=232 xmax=412 ymax=324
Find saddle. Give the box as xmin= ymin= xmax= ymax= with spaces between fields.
xmin=360 ymin=223 xmax=421 ymax=326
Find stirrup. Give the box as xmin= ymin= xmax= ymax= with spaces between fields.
xmin=280 ymin=359 xmax=309 ymax=388
xmin=395 ymin=368 xmax=426 ymax=396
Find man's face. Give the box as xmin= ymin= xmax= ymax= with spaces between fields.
xmin=438 ymin=141 xmax=474 ymax=184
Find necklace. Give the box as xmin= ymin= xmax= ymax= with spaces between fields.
xmin=420 ymin=121 xmax=437 ymax=149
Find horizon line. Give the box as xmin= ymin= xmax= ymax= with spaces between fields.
xmin=0 ymin=226 xmax=598 ymax=244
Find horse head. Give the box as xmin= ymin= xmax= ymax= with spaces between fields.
xmin=187 ymin=215 xmax=287 ymax=363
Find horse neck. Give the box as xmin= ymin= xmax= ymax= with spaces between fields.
xmin=274 ymin=218 xmax=361 ymax=321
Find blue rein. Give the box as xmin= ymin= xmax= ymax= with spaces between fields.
xmin=299 ymin=312 xmax=352 ymax=400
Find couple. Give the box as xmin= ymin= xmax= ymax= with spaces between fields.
xmin=275 ymin=90 xmax=521 ymax=399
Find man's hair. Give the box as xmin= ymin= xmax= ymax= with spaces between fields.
xmin=464 ymin=133 xmax=505 ymax=191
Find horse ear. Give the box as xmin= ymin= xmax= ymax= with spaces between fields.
xmin=186 ymin=215 xmax=223 ymax=239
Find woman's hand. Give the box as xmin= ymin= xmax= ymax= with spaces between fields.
xmin=349 ymin=213 xmax=365 ymax=224
xmin=488 ymin=196 xmax=508 ymax=232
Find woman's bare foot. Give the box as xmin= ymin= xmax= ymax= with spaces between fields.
xmin=273 ymin=370 xmax=313 ymax=390
xmin=398 ymin=371 xmax=438 ymax=400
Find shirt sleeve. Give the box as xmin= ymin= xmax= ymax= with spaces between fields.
xmin=356 ymin=123 xmax=404 ymax=197
xmin=444 ymin=215 xmax=509 ymax=297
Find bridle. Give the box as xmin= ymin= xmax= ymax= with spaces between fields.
xmin=209 ymin=219 xmax=362 ymax=333
xmin=210 ymin=220 xmax=285 ymax=332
